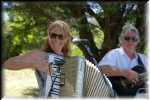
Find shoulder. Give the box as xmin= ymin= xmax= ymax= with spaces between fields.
xmin=100 ymin=48 xmax=120 ymax=60
xmin=137 ymin=53 xmax=148 ymax=67
xmin=105 ymin=48 xmax=121 ymax=56
xmin=98 ymin=48 xmax=120 ymax=67
xmin=138 ymin=53 xmax=147 ymax=59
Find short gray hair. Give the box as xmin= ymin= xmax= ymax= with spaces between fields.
xmin=119 ymin=22 xmax=140 ymax=45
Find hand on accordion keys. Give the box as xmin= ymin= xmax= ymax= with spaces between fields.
xmin=45 ymin=54 xmax=65 ymax=97
xmin=48 ymin=53 xmax=65 ymax=86
xmin=48 ymin=53 xmax=65 ymax=66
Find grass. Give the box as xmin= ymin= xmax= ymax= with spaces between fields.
xmin=3 ymin=69 xmax=39 ymax=98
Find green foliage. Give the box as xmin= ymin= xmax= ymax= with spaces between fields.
xmin=91 ymin=27 xmax=104 ymax=49
xmin=125 ymin=9 xmax=137 ymax=24
xmin=102 ymin=2 xmax=121 ymax=16
xmin=70 ymin=44 xmax=83 ymax=57
xmin=144 ymin=47 xmax=148 ymax=56
xmin=2 ymin=2 xmax=80 ymax=61
xmin=2 ymin=2 xmax=146 ymax=62
xmin=3 ymin=14 xmax=44 ymax=61
xmin=69 ymin=27 xmax=83 ymax=56
xmin=70 ymin=27 xmax=80 ymax=38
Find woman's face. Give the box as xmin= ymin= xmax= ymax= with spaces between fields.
xmin=48 ymin=26 xmax=66 ymax=54
xmin=122 ymin=32 xmax=139 ymax=51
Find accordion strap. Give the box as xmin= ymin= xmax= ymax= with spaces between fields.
xmin=137 ymin=54 xmax=144 ymax=66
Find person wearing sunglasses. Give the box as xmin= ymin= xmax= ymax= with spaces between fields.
xmin=4 ymin=20 xmax=71 ymax=97
xmin=97 ymin=23 xmax=147 ymax=97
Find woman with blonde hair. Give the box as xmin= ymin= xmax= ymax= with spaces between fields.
xmin=4 ymin=20 xmax=71 ymax=97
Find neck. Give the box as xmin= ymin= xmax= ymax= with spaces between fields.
xmin=123 ymin=47 xmax=136 ymax=60
xmin=54 ymin=51 xmax=63 ymax=56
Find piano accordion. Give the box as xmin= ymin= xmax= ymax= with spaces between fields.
xmin=59 ymin=57 xmax=114 ymax=97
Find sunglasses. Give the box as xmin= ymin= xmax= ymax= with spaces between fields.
xmin=124 ymin=36 xmax=138 ymax=42
xmin=50 ymin=32 xmax=64 ymax=40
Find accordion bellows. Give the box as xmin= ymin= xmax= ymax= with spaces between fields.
xmin=60 ymin=56 xmax=114 ymax=97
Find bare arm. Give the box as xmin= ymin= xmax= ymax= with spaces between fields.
xmin=4 ymin=50 xmax=36 ymax=70
xmin=3 ymin=49 xmax=50 ymax=73
xmin=100 ymin=65 xmax=127 ymax=77
xmin=100 ymin=65 xmax=139 ymax=82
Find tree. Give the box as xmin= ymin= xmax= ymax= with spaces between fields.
xmin=2 ymin=1 xmax=147 ymax=63
xmin=68 ymin=1 xmax=147 ymax=62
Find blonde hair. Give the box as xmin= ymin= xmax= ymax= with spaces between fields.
xmin=119 ymin=22 xmax=140 ymax=45
xmin=42 ymin=20 xmax=71 ymax=56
